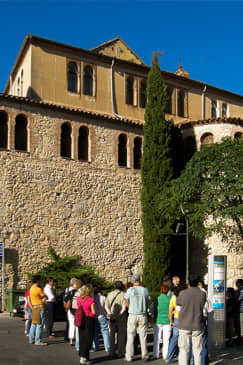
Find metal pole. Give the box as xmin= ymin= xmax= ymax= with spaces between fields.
xmin=186 ymin=217 xmax=189 ymax=283
xmin=1 ymin=243 xmax=4 ymax=312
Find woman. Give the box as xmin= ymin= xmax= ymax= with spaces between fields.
xmin=166 ymin=284 xmax=185 ymax=363
xmin=77 ymin=284 xmax=96 ymax=364
xmin=153 ymin=284 xmax=171 ymax=360
xmin=64 ymin=279 xmax=82 ymax=345
xmin=93 ymin=286 xmax=110 ymax=352
xmin=24 ymin=281 xmax=32 ymax=337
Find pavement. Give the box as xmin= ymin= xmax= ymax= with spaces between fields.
xmin=0 ymin=313 xmax=243 ymax=365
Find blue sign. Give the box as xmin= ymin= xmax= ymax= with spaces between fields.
xmin=0 ymin=242 xmax=4 ymax=258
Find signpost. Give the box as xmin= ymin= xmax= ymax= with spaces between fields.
xmin=208 ymin=254 xmax=227 ymax=349
xmin=0 ymin=242 xmax=4 ymax=312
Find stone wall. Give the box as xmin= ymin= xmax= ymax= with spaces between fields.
xmin=0 ymin=100 xmax=144 ymax=290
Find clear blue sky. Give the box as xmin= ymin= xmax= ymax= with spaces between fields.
xmin=1 ymin=0 xmax=243 ymax=95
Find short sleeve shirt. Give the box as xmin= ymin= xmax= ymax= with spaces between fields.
xmin=77 ymin=297 xmax=95 ymax=317
xmin=125 ymin=286 xmax=149 ymax=315
xmin=169 ymin=294 xmax=179 ymax=319
xmin=30 ymin=285 xmax=45 ymax=306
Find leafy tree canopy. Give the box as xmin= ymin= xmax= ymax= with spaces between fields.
xmin=161 ymin=137 xmax=243 ymax=252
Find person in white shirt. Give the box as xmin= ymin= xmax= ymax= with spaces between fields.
xmin=44 ymin=277 xmax=56 ymax=338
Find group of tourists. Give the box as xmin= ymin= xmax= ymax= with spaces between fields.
xmin=23 ymin=274 xmax=243 ymax=365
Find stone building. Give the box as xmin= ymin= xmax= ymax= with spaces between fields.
xmin=0 ymin=34 xmax=242 ymax=290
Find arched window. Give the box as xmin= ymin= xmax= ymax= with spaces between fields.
xmin=83 ymin=66 xmax=93 ymax=96
xmin=61 ymin=122 xmax=72 ymax=158
xmin=126 ymin=77 xmax=134 ymax=105
xmin=0 ymin=111 xmax=8 ymax=149
xmin=177 ymin=90 xmax=185 ymax=117
xmin=15 ymin=114 xmax=28 ymax=151
xmin=139 ymin=80 xmax=146 ymax=108
xmin=222 ymin=103 xmax=227 ymax=118
xmin=234 ymin=132 xmax=242 ymax=139
xmin=78 ymin=126 xmax=89 ymax=161
xmin=118 ymin=134 xmax=127 ymax=167
xmin=165 ymin=86 xmax=173 ymax=114
xmin=67 ymin=62 xmax=78 ymax=93
xmin=201 ymin=133 xmax=214 ymax=146
xmin=211 ymin=100 xmax=217 ymax=118
xmin=133 ymin=137 xmax=142 ymax=169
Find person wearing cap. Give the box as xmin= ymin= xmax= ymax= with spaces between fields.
xmin=124 ymin=274 xmax=149 ymax=362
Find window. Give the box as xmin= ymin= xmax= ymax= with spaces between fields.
xmin=83 ymin=66 xmax=93 ymax=96
xmin=177 ymin=90 xmax=185 ymax=117
xmin=201 ymin=133 xmax=214 ymax=146
xmin=21 ymin=69 xmax=24 ymax=96
xmin=78 ymin=126 xmax=89 ymax=161
xmin=139 ymin=80 xmax=146 ymax=108
xmin=15 ymin=114 xmax=28 ymax=151
xmin=126 ymin=77 xmax=134 ymax=105
xmin=222 ymin=103 xmax=227 ymax=118
xmin=118 ymin=134 xmax=127 ymax=167
xmin=17 ymin=77 xmax=20 ymax=96
xmin=211 ymin=100 xmax=217 ymax=118
xmin=67 ymin=62 xmax=78 ymax=93
xmin=61 ymin=122 xmax=72 ymax=158
xmin=133 ymin=137 xmax=142 ymax=169
xmin=0 ymin=111 xmax=8 ymax=149
xmin=165 ymin=86 xmax=173 ymax=114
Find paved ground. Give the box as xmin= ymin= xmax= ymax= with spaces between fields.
xmin=0 ymin=314 xmax=243 ymax=365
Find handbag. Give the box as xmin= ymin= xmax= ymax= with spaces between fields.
xmin=64 ymin=300 xmax=72 ymax=310
xmin=74 ymin=298 xmax=87 ymax=327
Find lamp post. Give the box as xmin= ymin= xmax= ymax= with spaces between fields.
xmin=180 ymin=205 xmax=189 ymax=284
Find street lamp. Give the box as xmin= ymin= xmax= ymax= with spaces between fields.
xmin=180 ymin=204 xmax=190 ymax=284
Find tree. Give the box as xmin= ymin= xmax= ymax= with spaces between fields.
xmin=141 ymin=54 xmax=184 ymax=291
xmin=165 ymin=137 xmax=243 ymax=252
xmin=28 ymin=246 xmax=112 ymax=291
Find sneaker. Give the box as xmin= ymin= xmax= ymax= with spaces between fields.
xmin=48 ymin=335 xmax=55 ymax=339
xmin=124 ymin=357 xmax=132 ymax=362
xmin=35 ymin=342 xmax=48 ymax=346
xmin=142 ymin=356 xmax=150 ymax=362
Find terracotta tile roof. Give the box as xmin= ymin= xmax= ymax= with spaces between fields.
xmin=179 ymin=117 xmax=243 ymax=128
xmin=0 ymin=93 xmax=144 ymax=127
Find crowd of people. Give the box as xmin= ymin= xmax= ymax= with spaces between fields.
xmin=23 ymin=274 xmax=243 ymax=365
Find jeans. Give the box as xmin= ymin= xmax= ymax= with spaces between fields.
xmin=75 ymin=326 xmax=79 ymax=351
xmin=29 ymin=309 xmax=46 ymax=344
xmin=125 ymin=314 xmax=148 ymax=361
xmin=166 ymin=318 xmax=179 ymax=362
xmin=153 ymin=323 xmax=171 ymax=359
xmin=26 ymin=307 xmax=32 ymax=335
xmin=178 ymin=329 xmax=202 ymax=365
xmin=93 ymin=316 xmax=110 ymax=351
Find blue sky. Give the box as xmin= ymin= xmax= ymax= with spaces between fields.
xmin=1 ymin=0 xmax=243 ymax=95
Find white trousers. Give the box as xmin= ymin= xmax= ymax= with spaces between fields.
xmin=178 ymin=329 xmax=203 ymax=365
xmin=153 ymin=323 xmax=171 ymax=359
xmin=125 ymin=314 xmax=148 ymax=361
xmin=67 ymin=310 xmax=75 ymax=340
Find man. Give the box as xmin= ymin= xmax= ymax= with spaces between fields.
xmin=177 ymin=278 xmax=206 ymax=365
xmin=29 ymin=275 xmax=48 ymax=346
xmin=44 ymin=277 xmax=56 ymax=338
xmin=124 ymin=274 xmax=149 ymax=362
xmin=105 ymin=281 xmax=127 ymax=358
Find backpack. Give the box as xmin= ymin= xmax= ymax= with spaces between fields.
xmin=74 ymin=298 xmax=87 ymax=327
